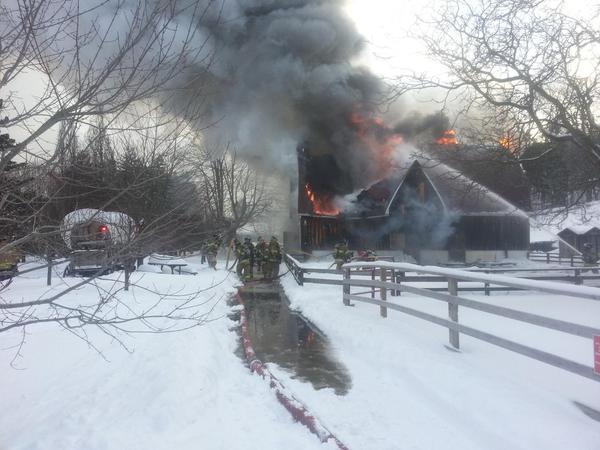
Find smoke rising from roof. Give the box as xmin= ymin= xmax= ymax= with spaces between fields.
xmin=60 ymin=0 xmax=451 ymax=193
xmin=173 ymin=0 xmax=389 ymax=190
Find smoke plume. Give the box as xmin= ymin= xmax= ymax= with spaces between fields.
xmin=173 ymin=0 xmax=388 ymax=191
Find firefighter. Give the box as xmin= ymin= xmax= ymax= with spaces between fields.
xmin=206 ymin=236 xmax=219 ymax=270
xmin=255 ymin=236 xmax=268 ymax=274
xmin=236 ymin=238 xmax=253 ymax=282
xmin=243 ymin=237 xmax=255 ymax=279
xmin=333 ymin=241 xmax=351 ymax=270
xmin=232 ymin=238 xmax=244 ymax=277
xmin=265 ymin=236 xmax=282 ymax=279
xmin=213 ymin=233 xmax=223 ymax=248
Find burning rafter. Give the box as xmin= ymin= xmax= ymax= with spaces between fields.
xmin=305 ymin=183 xmax=340 ymax=216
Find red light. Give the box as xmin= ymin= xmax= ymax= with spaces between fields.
xmin=98 ymin=225 xmax=108 ymax=233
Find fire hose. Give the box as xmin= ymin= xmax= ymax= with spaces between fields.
xmin=236 ymin=292 xmax=350 ymax=450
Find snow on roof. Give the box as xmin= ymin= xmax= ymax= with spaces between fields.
xmin=60 ymin=208 xmax=135 ymax=249
xmin=348 ymin=158 xmax=524 ymax=218
xmin=148 ymin=254 xmax=188 ymax=266
xmin=561 ymin=225 xmax=600 ymax=235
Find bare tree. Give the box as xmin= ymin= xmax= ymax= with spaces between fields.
xmin=409 ymin=0 xmax=600 ymax=157
xmin=0 ymin=0 xmax=231 ymax=346
xmin=401 ymin=0 xmax=600 ymax=213
xmin=1 ymin=0 xmax=214 ymax=167
xmin=191 ymin=142 xmax=272 ymax=239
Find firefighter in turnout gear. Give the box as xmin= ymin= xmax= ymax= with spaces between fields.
xmin=233 ymin=238 xmax=244 ymax=277
xmin=206 ymin=234 xmax=220 ymax=270
xmin=244 ymin=238 xmax=255 ymax=279
xmin=254 ymin=236 xmax=268 ymax=274
xmin=237 ymin=238 xmax=254 ymax=281
xmin=333 ymin=241 xmax=352 ymax=271
xmin=264 ymin=236 xmax=282 ymax=279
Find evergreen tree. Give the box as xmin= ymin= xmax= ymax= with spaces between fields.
xmin=0 ymin=99 xmax=41 ymax=239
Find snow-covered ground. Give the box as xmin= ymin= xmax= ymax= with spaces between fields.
xmin=0 ymin=259 xmax=325 ymax=450
xmin=2 ymin=256 xmax=600 ymax=450
xmin=278 ymin=272 xmax=600 ymax=450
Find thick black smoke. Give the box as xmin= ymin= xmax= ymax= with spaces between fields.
xmin=174 ymin=0 xmax=387 ymax=192
xmin=164 ymin=0 xmax=453 ymax=196
xmin=393 ymin=113 xmax=450 ymax=141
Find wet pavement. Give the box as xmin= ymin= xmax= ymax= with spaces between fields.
xmin=239 ymin=283 xmax=351 ymax=395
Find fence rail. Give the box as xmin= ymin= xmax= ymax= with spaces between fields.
xmin=339 ymin=261 xmax=600 ymax=382
xmin=284 ymin=254 xmax=600 ymax=294
xmin=527 ymin=251 xmax=586 ymax=266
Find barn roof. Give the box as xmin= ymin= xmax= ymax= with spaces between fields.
xmin=347 ymin=159 xmax=523 ymax=218
xmin=558 ymin=225 xmax=600 ymax=235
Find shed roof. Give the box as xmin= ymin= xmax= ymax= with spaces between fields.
xmin=347 ymin=159 xmax=523 ymax=219
xmin=559 ymin=226 xmax=600 ymax=235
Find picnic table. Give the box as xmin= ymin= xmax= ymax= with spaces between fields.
xmin=148 ymin=254 xmax=189 ymax=274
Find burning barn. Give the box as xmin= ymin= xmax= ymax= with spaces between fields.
xmin=296 ymin=146 xmax=530 ymax=265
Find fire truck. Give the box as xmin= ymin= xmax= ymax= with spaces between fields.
xmin=0 ymin=237 xmax=21 ymax=281
xmin=61 ymin=209 xmax=136 ymax=276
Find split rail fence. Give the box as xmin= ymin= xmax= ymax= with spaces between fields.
xmin=527 ymin=251 xmax=586 ymax=266
xmin=284 ymin=254 xmax=600 ymax=293
xmin=284 ymin=254 xmax=600 ymax=382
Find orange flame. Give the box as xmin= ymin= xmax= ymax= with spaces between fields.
xmin=499 ymin=135 xmax=512 ymax=150
xmin=305 ymin=183 xmax=340 ymax=216
xmin=436 ymin=129 xmax=458 ymax=145
xmin=350 ymin=111 xmax=403 ymax=179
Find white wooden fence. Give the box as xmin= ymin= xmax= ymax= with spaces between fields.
xmin=342 ymin=261 xmax=600 ymax=382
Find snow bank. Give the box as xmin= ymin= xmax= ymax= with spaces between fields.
xmin=0 ymin=263 xmax=326 ymax=450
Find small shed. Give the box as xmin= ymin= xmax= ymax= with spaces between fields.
xmin=557 ymin=226 xmax=600 ymax=259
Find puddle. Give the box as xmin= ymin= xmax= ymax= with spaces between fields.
xmin=240 ymin=284 xmax=351 ymax=395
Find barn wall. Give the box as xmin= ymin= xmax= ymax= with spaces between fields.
xmin=465 ymin=250 xmax=527 ymax=263
xmin=459 ymin=215 xmax=529 ymax=250
xmin=419 ymin=250 xmax=450 ymax=265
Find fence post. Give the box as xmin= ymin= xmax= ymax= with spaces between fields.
xmin=448 ymin=277 xmax=460 ymax=350
xmin=371 ymin=269 xmax=375 ymax=299
xmin=390 ymin=270 xmax=396 ymax=297
xmin=343 ymin=268 xmax=350 ymax=306
xmin=380 ymin=268 xmax=387 ymax=318
xmin=46 ymin=256 xmax=52 ymax=286
xmin=546 ymin=253 xmax=550 ymax=264
xmin=299 ymin=268 xmax=304 ymax=286
xmin=484 ymin=270 xmax=490 ymax=296
xmin=396 ymin=271 xmax=404 ymax=296
xmin=571 ymin=256 xmax=574 ymax=267
xmin=574 ymin=268 xmax=582 ymax=285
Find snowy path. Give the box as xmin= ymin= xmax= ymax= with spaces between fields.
xmin=0 ymin=263 xmax=325 ymax=450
